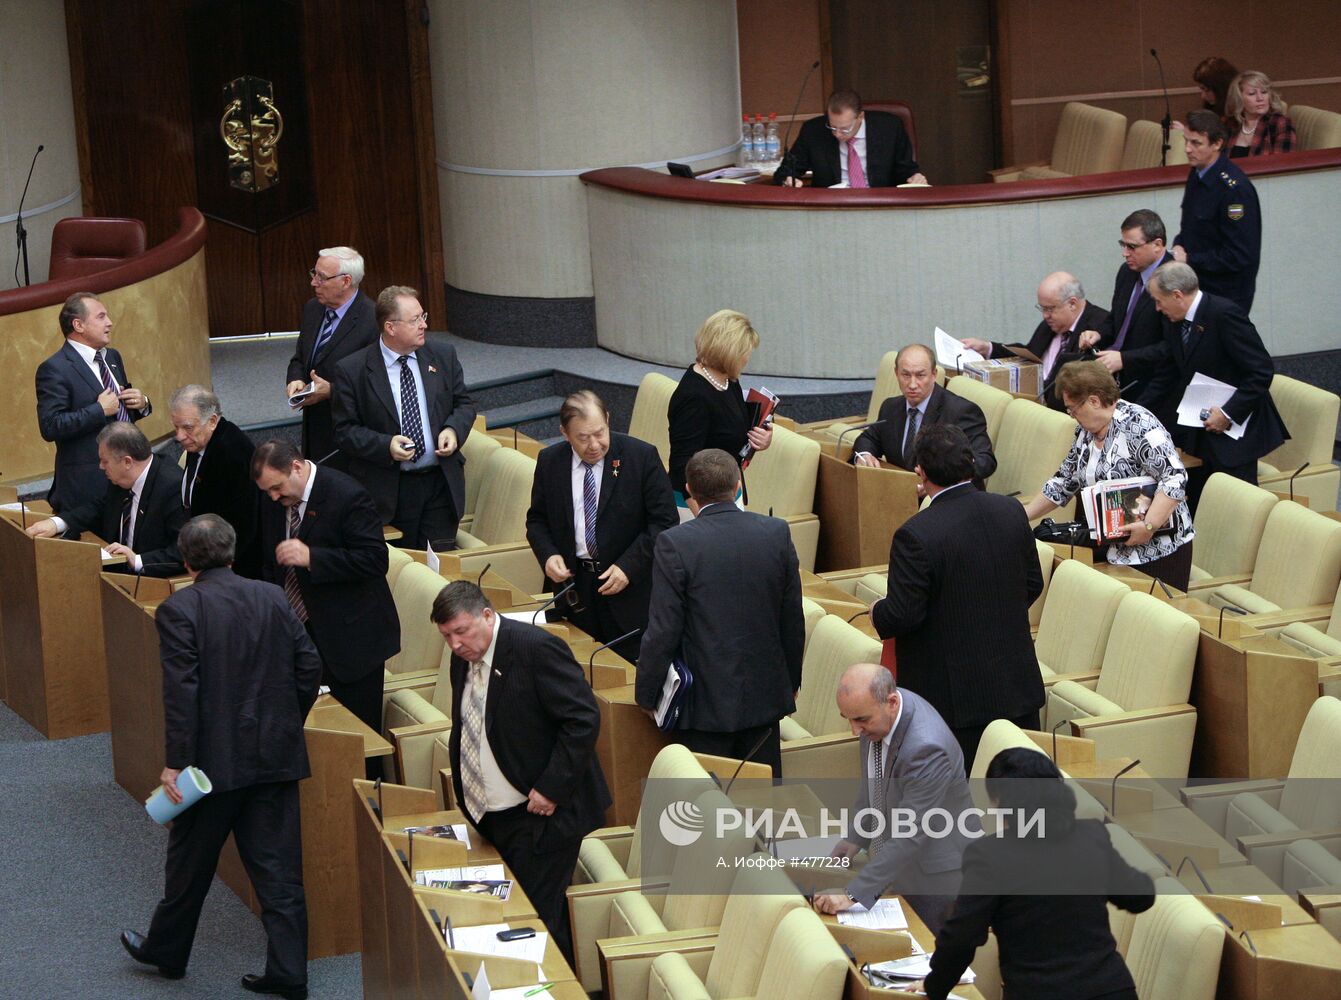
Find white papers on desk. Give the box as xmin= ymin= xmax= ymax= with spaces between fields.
xmin=287 ymin=382 xmax=317 ymax=409
xmin=417 ymin=863 xmax=506 ymax=885
xmin=502 ymin=610 xmax=545 ymax=626
xmin=837 ymin=897 xmax=909 ymax=930
xmin=426 ymin=540 xmax=440 ymax=573
xmin=867 ymin=953 xmax=976 ymax=985
xmin=451 ymin=922 xmax=548 ymax=972
xmin=1176 ymin=373 xmax=1250 ymax=440
xmin=934 ymin=327 xmax=983 ymax=371
xmin=0 ymin=502 xmax=33 ymax=512
xmin=471 ymin=963 xmax=491 ymax=1000
xmin=100 ymin=548 xmax=117 ymax=562
xmin=698 ymin=166 xmax=760 ymax=181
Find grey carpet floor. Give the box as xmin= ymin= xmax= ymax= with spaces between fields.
xmin=0 ymin=702 xmax=361 ymax=999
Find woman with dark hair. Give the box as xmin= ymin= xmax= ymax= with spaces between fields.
xmin=914 ymin=748 xmax=1155 ymax=1000
xmin=1192 ymin=55 xmax=1240 ymax=119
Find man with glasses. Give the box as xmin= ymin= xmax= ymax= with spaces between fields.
xmin=961 ymin=271 xmax=1108 ymax=409
xmin=774 ymin=90 xmax=928 ymax=188
xmin=1075 ymin=209 xmax=1177 ymax=421
xmin=332 ymin=285 xmax=476 ymax=549
xmin=285 ymin=246 xmax=377 ymax=470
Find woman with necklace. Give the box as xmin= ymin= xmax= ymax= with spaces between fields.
xmin=1225 ymin=70 xmax=1296 ymax=157
xmin=666 ymin=309 xmax=773 ymax=517
xmin=1023 ymin=361 xmax=1194 ymax=589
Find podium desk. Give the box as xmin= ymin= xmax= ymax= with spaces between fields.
xmin=1218 ymin=920 xmax=1341 ymax=999
xmin=0 ymin=510 xmax=114 ymax=738
xmin=214 ymin=695 xmax=392 ymax=959
xmin=595 ymin=684 xmax=668 ymax=826
xmin=812 ymin=446 xmax=920 ymax=572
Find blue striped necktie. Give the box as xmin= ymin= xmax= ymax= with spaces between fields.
xmin=95 ymin=350 xmax=130 ymax=422
xmin=309 ymin=308 xmax=338 ymax=367
xmin=583 ymin=462 xmax=600 ymax=561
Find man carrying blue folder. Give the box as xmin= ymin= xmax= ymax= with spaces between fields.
xmin=120 ymin=514 xmax=322 ymax=999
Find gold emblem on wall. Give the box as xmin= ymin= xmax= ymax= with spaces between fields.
xmin=219 ymin=76 xmax=284 ymax=192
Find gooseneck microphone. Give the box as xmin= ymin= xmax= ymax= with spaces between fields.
xmin=1150 ymin=49 xmax=1172 ymax=167
xmin=723 ymin=726 xmax=775 ymax=796
xmin=530 ymin=580 xmax=576 ymax=624
xmin=777 ymin=60 xmax=822 ymax=182
xmin=836 ymin=420 xmax=886 ymax=460
xmin=14 ymin=144 xmax=44 ymax=286
xmin=587 ymin=627 xmax=641 ymax=687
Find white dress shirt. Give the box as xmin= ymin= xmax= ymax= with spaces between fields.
xmin=53 ymin=459 xmax=153 ymax=572
xmin=838 ymin=118 xmax=868 ymax=187
xmin=69 ymin=338 xmax=120 ymax=392
xmin=570 ymin=450 xmax=605 ymax=560
xmin=463 ymin=614 xmax=527 ymax=813
xmin=378 ymin=340 xmax=435 ymax=471
xmin=182 ymin=448 xmax=205 ymax=506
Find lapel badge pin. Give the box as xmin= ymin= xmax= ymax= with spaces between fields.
xmin=428 ymin=364 xmax=438 ymax=373
xmin=611 ymin=459 xmax=621 ymax=478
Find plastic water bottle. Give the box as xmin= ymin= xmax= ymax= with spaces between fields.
xmin=766 ymin=112 xmax=781 ymax=163
xmin=752 ymin=115 xmax=766 ymax=163
xmin=739 ymin=114 xmax=754 ymax=166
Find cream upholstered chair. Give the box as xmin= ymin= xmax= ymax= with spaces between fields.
xmin=1270 ymin=578 xmax=1341 ymax=658
xmin=457 ymin=424 xmax=501 ymax=532
xmin=967 ymin=719 xmax=1106 ymax=823
xmin=779 ymin=615 xmax=882 ymax=781
xmin=383 ymin=561 xmax=447 ymax=677
xmin=451 ymin=446 xmax=543 ymax=592
xmin=1257 ymin=375 xmax=1341 ymax=511
xmin=741 ymin=424 xmax=821 ymax=570
xmin=382 ymin=644 xmax=455 ymax=787
xmin=570 ymin=788 xmax=752 ymax=992
xmin=1292 ymin=105 xmax=1341 ymax=150
xmin=1046 ymin=591 xmax=1200 ymax=778
xmin=1121 ymin=876 xmax=1225 ymax=1000
xmin=1187 ymin=473 xmax=1278 ymax=582
xmin=385 ymin=543 xmax=414 ymax=590
xmin=986 ymin=398 xmax=1078 ymax=507
xmin=1182 ymin=697 xmax=1341 ymax=886
xmin=991 ymin=102 xmax=1127 ymax=182
xmin=1119 ymin=120 xmax=1189 ymax=170
xmin=946 ymin=374 xmax=1013 ymax=445
xmin=1196 ymin=501 xmax=1341 ymax=615
xmin=818 ymin=350 xmax=900 ymax=440
xmin=852 ymin=572 xmax=885 ymax=606
xmin=1033 ymin=559 xmax=1130 ymax=686
xmin=628 ymin=371 xmax=678 ymax=468
xmin=800 ymin=597 xmax=827 ymax=654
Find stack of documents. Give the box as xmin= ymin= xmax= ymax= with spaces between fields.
xmin=1176 ymin=373 xmax=1250 ymax=439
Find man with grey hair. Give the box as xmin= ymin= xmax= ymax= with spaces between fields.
xmin=26 ymin=422 xmax=186 ymax=576
xmin=169 ymin=385 xmax=261 ymax=577
xmin=812 ymin=663 xmax=975 ymax=937
xmin=285 ymin=246 xmax=377 ymax=470
xmin=961 ymin=271 xmax=1109 ymax=409
xmin=1139 ymin=261 xmax=1288 ymax=509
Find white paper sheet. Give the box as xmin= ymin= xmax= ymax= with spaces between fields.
xmin=471 ymin=962 xmax=491 ymax=1000
xmin=451 ymin=922 xmax=548 ymax=967
xmin=501 ymin=610 xmax=545 ymax=626
xmin=1175 ymin=372 xmax=1250 ymax=439
xmin=418 ymin=863 xmax=506 ymax=885
xmin=426 ymin=540 xmax=440 ymax=573
xmin=935 ymin=327 xmax=983 ymax=371
xmin=837 ymin=897 xmax=909 ymax=930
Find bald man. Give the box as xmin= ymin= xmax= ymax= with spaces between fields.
xmin=962 ymin=272 xmax=1108 ymax=409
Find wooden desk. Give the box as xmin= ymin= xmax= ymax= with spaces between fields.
xmin=595 ymin=684 xmax=668 ymax=826
xmin=810 ymin=445 xmax=920 ymax=571
xmin=1218 ymin=920 xmax=1341 ymax=999
xmin=1115 ymin=803 xmax=1248 ymax=870
xmin=0 ymin=511 xmax=113 ymax=737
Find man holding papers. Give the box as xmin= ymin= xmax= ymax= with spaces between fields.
xmin=1138 ymin=261 xmax=1288 ymax=510
xmin=121 ymin=515 xmax=321 ymax=998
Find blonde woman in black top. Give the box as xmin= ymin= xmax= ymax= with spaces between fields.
xmin=666 ymin=309 xmax=773 ymax=513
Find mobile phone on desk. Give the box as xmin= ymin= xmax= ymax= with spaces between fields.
xmin=497 ymin=927 xmax=537 ymax=941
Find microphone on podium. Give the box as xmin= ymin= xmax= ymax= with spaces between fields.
xmin=530 ymin=580 xmax=577 ymax=624
xmin=776 ymin=60 xmax=822 ymax=183
xmin=836 ymin=420 xmax=886 ymax=460
xmin=587 ymin=628 xmax=641 ymax=688
xmin=723 ymin=726 xmax=775 ymax=796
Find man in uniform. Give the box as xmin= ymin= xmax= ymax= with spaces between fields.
xmin=1171 ymin=109 xmax=1262 ymax=314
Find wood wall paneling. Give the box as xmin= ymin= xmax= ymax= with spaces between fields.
xmin=737 ymin=0 xmax=827 ymax=120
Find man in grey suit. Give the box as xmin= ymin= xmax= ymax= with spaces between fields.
xmin=636 ymin=448 xmax=804 ymax=778
xmin=812 ymin=663 xmax=977 ymax=936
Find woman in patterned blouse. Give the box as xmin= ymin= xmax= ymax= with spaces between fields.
xmin=1023 ymin=361 xmax=1195 ymax=589
xmin=1225 ymin=71 xmax=1297 ymax=157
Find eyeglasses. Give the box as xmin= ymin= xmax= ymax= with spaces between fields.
xmin=1063 ymin=397 xmax=1092 ymax=418
xmin=309 ymin=269 xmax=348 ymax=283
xmin=1034 ymin=302 xmax=1066 ymax=315
xmin=825 ymin=114 xmax=862 ymax=135
xmin=395 ymin=312 xmax=429 ymax=325
xmin=1117 ymin=239 xmax=1151 ymax=252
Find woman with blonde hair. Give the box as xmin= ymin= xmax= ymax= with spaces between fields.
xmin=666 ymin=309 xmax=772 ymax=512
xmin=1225 ymin=70 xmax=1297 ymax=157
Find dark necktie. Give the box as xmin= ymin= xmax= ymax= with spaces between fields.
xmin=582 ymin=462 xmax=600 ymax=561
xmin=1111 ymin=279 xmax=1145 ymax=351
xmin=870 ymin=740 xmax=888 ymax=856
xmin=183 ymin=452 xmax=201 ymax=507
xmin=1180 ymin=318 xmax=1194 ymax=352
xmin=308 ymin=308 xmax=339 ymax=368
xmin=397 ymin=356 xmax=427 ymax=457
xmin=903 ymin=406 xmax=921 ymax=469
xmin=120 ymin=491 xmax=134 ymax=546
xmin=95 ymin=349 xmax=130 ymax=422
xmin=283 ymin=505 xmax=308 ymax=622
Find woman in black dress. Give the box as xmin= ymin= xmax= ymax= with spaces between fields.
xmin=666 ymin=309 xmax=773 ymax=514
xmin=917 ymin=748 xmax=1155 ymax=1000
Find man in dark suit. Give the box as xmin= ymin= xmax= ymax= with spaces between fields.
xmin=285 ymin=246 xmax=378 ymax=470
xmin=812 ymin=665 xmax=976 ymax=937
xmin=1171 ymin=110 xmax=1262 ymax=314
xmin=852 ymin=344 xmax=996 ymax=482
xmin=36 ymin=292 xmax=152 ymax=513
xmin=433 ymin=581 xmax=610 ymax=966
xmin=27 ymin=422 xmax=185 ymax=576
xmin=1079 ymin=209 xmax=1177 ymax=419
xmin=119 ymin=514 xmax=321 ymax=998
xmin=251 ymin=439 xmax=399 ymax=745
xmin=870 ymin=424 xmax=1044 ymax=772
xmin=636 ymin=448 xmax=804 ymax=779
xmin=962 ymin=271 xmax=1109 ymax=409
xmin=332 ymin=285 xmax=476 ymax=549
xmin=774 ymin=89 xmax=927 ymax=188
xmin=1139 ymin=261 xmax=1289 ymax=511
xmin=525 ymin=390 xmax=677 ymax=659
xmin=169 ymin=385 xmax=260 ymax=578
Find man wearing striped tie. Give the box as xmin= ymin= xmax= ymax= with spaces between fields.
xmin=285 ymin=247 xmax=378 ymax=470
xmin=36 ymin=292 xmax=152 ymax=514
